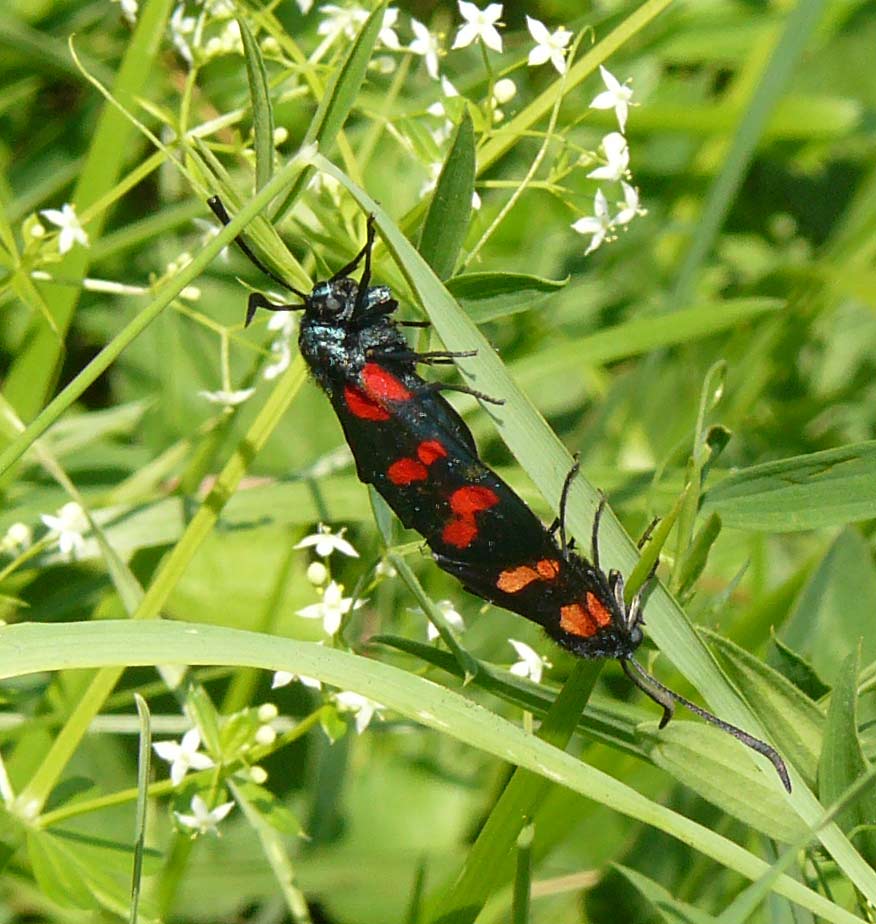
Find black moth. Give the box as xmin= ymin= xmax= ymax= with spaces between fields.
xmin=208 ymin=197 xmax=791 ymax=792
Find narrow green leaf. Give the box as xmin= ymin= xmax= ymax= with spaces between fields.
xmin=446 ymin=271 xmax=568 ymax=323
xmin=27 ymin=830 xmax=97 ymax=910
xmin=705 ymin=629 xmax=823 ymax=783
xmin=768 ymin=632 xmax=830 ymax=701
xmin=701 ymin=442 xmax=876 ymax=531
xmin=418 ymin=110 xmax=475 ymax=280
xmin=130 ymin=694 xmax=151 ymax=924
xmin=615 ymin=864 xmax=719 ymax=924
xmin=675 ymin=512 xmax=722 ymax=599
xmin=238 ymin=15 xmax=275 ymax=193
xmin=819 ymin=647 xmax=876 ymax=866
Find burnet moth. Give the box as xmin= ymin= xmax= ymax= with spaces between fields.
xmin=208 ymin=197 xmax=791 ymax=792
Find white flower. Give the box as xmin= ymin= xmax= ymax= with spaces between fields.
xmin=2 ymin=522 xmax=32 ymax=554
xmin=198 ymin=388 xmax=256 ymax=407
xmin=419 ymin=600 xmax=466 ymax=641
xmin=295 ymin=523 xmax=359 ymax=558
xmin=263 ymin=338 xmax=292 ymax=381
xmin=525 ymin=16 xmax=572 ymax=74
xmin=616 ymin=181 xmax=646 ymax=225
xmin=297 ymin=0 xmax=314 ymax=12
xmin=40 ymin=502 xmax=89 ymax=559
xmin=571 ymin=189 xmax=615 ymax=255
xmin=589 ymin=65 xmax=634 ymax=133
xmin=175 ymin=794 xmax=234 ymax=836
xmin=169 ymin=4 xmax=196 ymax=64
xmin=587 ymin=132 xmax=629 ymax=182
xmin=378 ymin=8 xmax=401 ymax=50
xmin=508 ymin=639 xmax=551 ymax=684
xmin=492 ymin=77 xmax=516 ymax=104
xmin=452 ymin=1 xmax=503 ymax=54
xmin=40 ymin=204 xmax=89 ymax=255
xmin=272 ymin=671 xmax=322 ymax=690
xmin=410 ymin=18 xmax=441 ymax=80
xmin=153 ymin=728 xmax=214 ymax=786
xmin=334 ymin=691 xmax=384 ymax=734
xmin=112 ymin=0 xmax=138 ymax=24
xmin=297 ymin=580 xmax=362 ymax=636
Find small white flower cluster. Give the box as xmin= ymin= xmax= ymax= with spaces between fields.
xmin=572 ymin=66 xmax=646 ymax=255
xmin=169 ymin=0 xmax=243 ymax=68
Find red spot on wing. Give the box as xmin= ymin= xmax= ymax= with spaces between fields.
xmin=585 ymin=591 xmax=613 ymax=627
xmin=344 ymin=384 xmax=390 ymax=421
xmin=442 ymin=518 xmax=479 ymax=549
xmin=448 ymin=486 xmax=499 ymax=515
xmin=387 ymin=458 xmax=429 ymax=485
xmin=362 ymin=363 xmax=412 ymax=401
xmin=560 ymin=603 xmax=598 ymax=638
xmin=442 ymin=485 xmax=500 ymax=549
xmin=417 ymin=440 xmax=448 ymax=465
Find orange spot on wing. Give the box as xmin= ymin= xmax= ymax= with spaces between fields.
xmin=442 ymin=518 xmax=478 ymax=548
xmin=536 ymin=559 xmax=560 ymax=579
xmin=387 ymin=458 xmax=428 ymax=485
xmin=449 ymin=485 xmax=499 ymax=515
xmin=362 ymin=363 xmax=412 ymax=401
xmin=417 ymin=440 xmax=448 ymax=465
xmin=586 ymin=591 xmax=613 ymax=627
xmin=497 ymin=565 xmax=540 ymax=593
xmin=344 ymin=384 xmax=390 ymax=421
xmin=560 ymin=603 xmax=598 ymax=638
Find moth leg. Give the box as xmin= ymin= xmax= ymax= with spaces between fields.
xmin=366 ymin=349 xmax=477 ymax=366
xmin=415 ymin=381 xmax=505 ymax=406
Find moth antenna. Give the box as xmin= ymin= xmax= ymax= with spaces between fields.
xmin=245 ymin=292 xmax=306 ymax=328
xmin=557 ymin=454 xmax=581 ymax=558
xmin=207 ymin=195 xmax=308 ymax=300
xmin=622 ymin=657 xmax=791 ymax=792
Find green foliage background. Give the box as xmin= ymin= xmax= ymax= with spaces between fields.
xmin=1 ymin=0 xmax=876 ymax=922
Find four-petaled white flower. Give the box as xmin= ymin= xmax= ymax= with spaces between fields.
xmin=589 ymin=65 xmax=634 ymax=133
xmin=452 ymin=1 xmax=503 ymax=53
xmin=272 ymin=670 xmax=322 ymax=690
xmin=318 ymin=5 xmax=399 ymax=48
xmin=294 ymin=523 xmax=359 ymax=558
xmin=616 ymin=181 xmax=645 ymax=225
xmin=198 ymin=388 xmax=256 ymax=407
xmin=417 ymin=600 xmax=466 ymax=641
xmin=297 ymin=580 xmax=362 ymax=636
xmin=587 ymin=132 xmax=629 ymax=182
xmin=153 ymin=728 xmax=215 ymax=786
xmin=334 ymin=691 xmax=384 ymax=734
xmin=525 ymin=16 xmax=572 ymax=75
xmin=40 ymin=204 xmax=89 ymax=255
xmin=508 ymin=639 xmax=552 ymax=684
xmin=175 ymin=794 xmax=234 ymax=836
xmin=571 ymin=189 xmax=614 ymax=255
xmin=410 ymin=18 xmax=441 ymax=80
xmin=40 ymin=502 xmax=89 ymax=559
